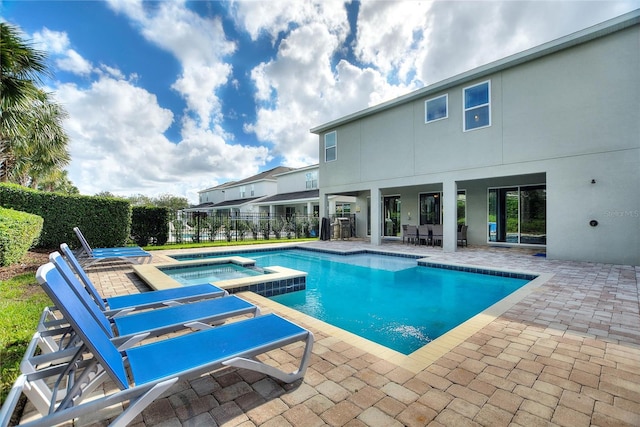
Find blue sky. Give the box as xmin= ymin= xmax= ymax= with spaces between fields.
xmin=1 ymin=1 xmax=637 ymax=204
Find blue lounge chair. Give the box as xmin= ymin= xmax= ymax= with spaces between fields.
xmin=74 ymin=226 xmax=145 ymax=254
xmin=0 ymin=263 xmax=313 ymax=427
xmin=43 ymin=252 xmax=259 ymax=351
xmin=59 ymin=243 xmax=226 ymax=316
xmin=73 ymin=227 xmax=152 ymax=267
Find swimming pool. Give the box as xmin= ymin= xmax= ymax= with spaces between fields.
xmin=172 ymin=249 xmax=532 ymax=354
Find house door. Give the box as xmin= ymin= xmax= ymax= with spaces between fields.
xmin=488 ymin=185 xmax=546 ymax=244
xmin=382 ymin=196 xmax=401 ymax=237
xmin=419 ymin=193 xmax=441 ymax=225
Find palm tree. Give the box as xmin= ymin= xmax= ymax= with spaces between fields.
xmin=0 ymin=23 xmax=46 ymax=138
xmin=37 ymin=169 xmax=79 ymax=194
xmin=0 ymin=22 xmax=71 ymax=186
xmin=10 ymin=90 xmax=71 ymax=187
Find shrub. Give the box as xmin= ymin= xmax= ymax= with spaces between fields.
xmin=259 ymin=220 xmax=270 ymax=240
xmin=131 ymin=206 xmax=169 ymax=246
xmin=0 ymin=183 xmax=130 ymax=249
xmin=272 ymin=217 xmax=284 ymax=239
xmin=0 ymin=207 xmax=43 ymax=266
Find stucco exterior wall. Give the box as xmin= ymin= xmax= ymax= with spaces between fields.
xmin=276 ymin=167 xmax=317 ymax=193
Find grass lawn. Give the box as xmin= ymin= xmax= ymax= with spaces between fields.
xmin=0 ymin=272 xmax=51 ymax=404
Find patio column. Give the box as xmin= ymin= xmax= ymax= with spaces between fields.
xmin=443 ymin=179 xmax=458 ymax=253
xmin=371 ymin=186 xmax=381 ymax=246
xmin=320 ymin=191 xmax=329 ymax=218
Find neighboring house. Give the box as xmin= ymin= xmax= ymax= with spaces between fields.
xmin=253 ymin=164 xmax=320 ymax=218
xmin=311 ymin=11 xmax=640 ymax=265
xmin=190 ymin=165 xmax=353 ymax=220
xmin=189 ymin=166 xmax=294 ymax=215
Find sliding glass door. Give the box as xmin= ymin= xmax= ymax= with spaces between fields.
xmin=520 ymin=186 xmax=546 ymax=244
xmin=419 ymin=193 xmax=441 ymax=225
xmin=383 ymin=196 xmax=401 ymax=237
xmin=488 ymin=185 xmax=546 ymax=245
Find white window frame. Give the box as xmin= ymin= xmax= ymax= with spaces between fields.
xmin=463 ymin=80 xmax=491 ymax=132
xmin=239 ymin=186 xmax=246 ymax=198
xmin=305 ymin=171 xmax=318 ymax=189
xmin=425 ymin=94 xmax=448 ymax=123
xmin=324 ymin=131 xmax=337 ymax=162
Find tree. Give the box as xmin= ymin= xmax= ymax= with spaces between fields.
xmin=153 ymin=193 xmax=189 ymax=211
xmin=0 ymin=23 xmax=71 ymax=187
xmin=125 ymin=193 xmax=189 ymax=210
xmin=126 ymin=194 xmax=153 ymax=206
xmin=0 ymin=23 xmax=47 ymax=123
xmin=95 ymin=191 xmax=117 ymax=198
xmin=9 ymin=90 xmax=70 ymax=187
xmin=37 ymin=169 xmax=79 ymax=194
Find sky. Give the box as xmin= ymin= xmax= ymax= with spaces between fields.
xmin=1 ymin=1 xmax=637 ymax=204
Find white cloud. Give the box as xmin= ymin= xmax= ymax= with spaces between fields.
xmin=97 ymin=64 xmax=126 ymax=80
xmin=354 ymin=1 xmax=433 ymax=83
xmin=232 ymin=0 xmax=349 ymax=42
xmin=32 ymin=27 xmax=95 ymax=76
xmin=55 ymin=76 xmax=267 ymax=203
xmin=32 ymin=27 xmax=69 ymax=53
xmin=242 ymin=1 xmax=419 ymax=167
xmin=55 ymin=49 xmax=93 ymax=75
xmin=106 ymin=0 xmax=236 ymax=128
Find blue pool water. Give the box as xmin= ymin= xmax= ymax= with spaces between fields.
xmin=161 ymin=263 xmax=263 ymax=286
xmin=173 ymin=249 xmax=530 ymax=354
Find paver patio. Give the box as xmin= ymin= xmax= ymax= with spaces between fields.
xmin=20 ymin=240 xmax=640 ymax=426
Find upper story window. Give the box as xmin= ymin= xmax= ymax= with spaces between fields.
xmin=250 ymin=184 xmax=255 ymax=196
xmin=306 ymin=171 xmax=318 ymax=189
xmin=425 ymin=94 xmax=448 ymax=123
xmin=463 ymin=81 xmax=491 ymax=131
xmin=325 ymin=131 xmax=337 ymax=162
xmin=239 ymin=186 xmax=246 ymax=198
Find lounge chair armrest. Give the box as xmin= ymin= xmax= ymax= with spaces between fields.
xmin=184 ymin=321 xmax=215 ymax=331
xmin=114 ymin=332 xmax=151 ymax=351
xmin=104 ymin=307 xmax=135 ymax=319
xmin=222 ymin=331 xmax=314 ymax=384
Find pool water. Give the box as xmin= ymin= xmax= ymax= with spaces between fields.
xmin=175 ymin=249 xmax=530 ymax=354
xmin=161 ymin=263 xmax=263 ymax=286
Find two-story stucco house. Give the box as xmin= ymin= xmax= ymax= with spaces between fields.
xmin=311 ymin=11 xmax=640 ymax=265
xmin=191 ymin=164 xmax=356 ymax=221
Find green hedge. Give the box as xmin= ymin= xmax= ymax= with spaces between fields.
xmin=0 ymin=183 xmax=131 ymax=249
xmin=131 ymin=206 xmax=169 ymax=246
xmin=0 ymin=207 xmax=44 ymax=266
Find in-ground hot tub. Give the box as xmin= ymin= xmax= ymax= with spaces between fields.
xmin=133 ymin=256 xmax=307 ymax=296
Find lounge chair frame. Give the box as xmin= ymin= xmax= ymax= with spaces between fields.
xmin=73 ymin=227 xmax=152 ymax=267
xmin=44 ymin=251 xmax=260 ymax=350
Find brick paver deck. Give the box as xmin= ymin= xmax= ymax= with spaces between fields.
xmin=21 ymin=240 xmax=640 ymax=426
